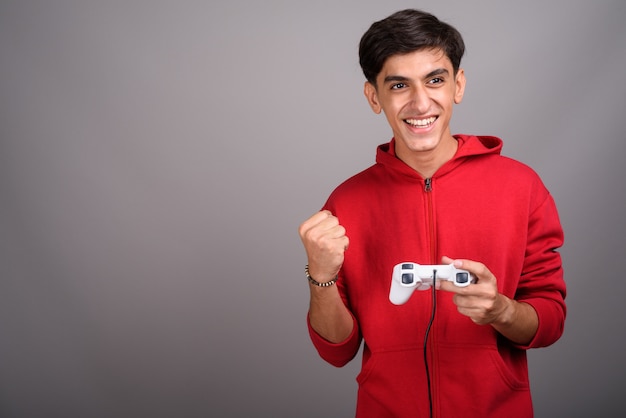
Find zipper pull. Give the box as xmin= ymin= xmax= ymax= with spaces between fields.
xmin=424 ymin=178 xmax=432 ymax=192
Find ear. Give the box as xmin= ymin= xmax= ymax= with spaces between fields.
xmin=454 ymin=68 xmax=466 ymax=104
xmin=364 ymin=81 xmax=382 ymax=114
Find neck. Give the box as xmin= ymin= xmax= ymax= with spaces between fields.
xmin=396 ymin=136 xmax=459 ymax=179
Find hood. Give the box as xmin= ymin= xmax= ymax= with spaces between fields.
xmin=375 ymin=134 xmax=503 ymax=179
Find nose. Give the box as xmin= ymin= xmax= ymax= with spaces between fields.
xmin=409 ymin=86 xmax=430 ymax=113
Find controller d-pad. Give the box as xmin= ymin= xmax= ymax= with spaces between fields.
xmin=401 ymin=273 xmax=414 ymax=284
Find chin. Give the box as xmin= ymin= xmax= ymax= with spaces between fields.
xmin=404 ymin=138 xmax=439 ymax=153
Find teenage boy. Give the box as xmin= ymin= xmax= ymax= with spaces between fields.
xmin=298 ymin=9 xmax=566 ymax=418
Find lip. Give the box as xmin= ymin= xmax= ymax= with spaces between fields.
xmin=403 ymin=116 xmax=438 ymax=132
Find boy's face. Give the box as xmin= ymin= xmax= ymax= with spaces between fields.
xmin=364 ymin=48 xmax=466 ymax=167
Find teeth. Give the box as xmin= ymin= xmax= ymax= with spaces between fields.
xmin=405 ymin=117 xmax=436 ymax=127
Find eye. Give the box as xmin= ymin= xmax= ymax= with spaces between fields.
xmin=428 ymin=77 xmax=444 ymax=85
xmin=391 ymin=82 xmax=406 ymax=90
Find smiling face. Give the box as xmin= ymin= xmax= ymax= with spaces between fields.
xmin=364 ymin=48 xmax=466 ymax=176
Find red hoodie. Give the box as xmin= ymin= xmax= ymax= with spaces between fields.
xmin=308 ymin=135 xmax=566 ymax=417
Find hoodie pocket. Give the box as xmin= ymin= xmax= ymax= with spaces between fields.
xmin=435 ymin=343 xmax=532 ymax=417
xmin=356 ymin=348 xmax=430 ymax=416
xmin=355 ymin=344 xmax=532 ymax=418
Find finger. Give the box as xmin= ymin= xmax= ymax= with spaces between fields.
xmin=340 ymin=235 xmax=349 ymax=251
xmin=301 ymin=210 xmax=332 ymax=229
xmin=441 ymin=255 xmax=454 ymax=265
xmin=299 ymin=210 xmax=336 ymax=237
xmin=303 ymin=218 xmax=348 ymax=256
xmin=438 ymin=280 xmax=472 ymax=294
xmin=441 ymin=256 xmax=493 ymax=284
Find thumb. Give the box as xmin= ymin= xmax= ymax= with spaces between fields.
xmin=441 ymin=255 xmax=461 ymax=267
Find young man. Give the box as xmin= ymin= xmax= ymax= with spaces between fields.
xmin=298 ymin=9 xmax=566 ymax=418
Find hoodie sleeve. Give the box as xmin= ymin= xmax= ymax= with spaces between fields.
xmin=515 ymin=190 xmax=566 ymax=349
xmin=307 ymin=309 xmax=362 ymax=367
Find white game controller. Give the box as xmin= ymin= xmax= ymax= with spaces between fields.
xmin=389 ymin=262 xmax=474 ymax=305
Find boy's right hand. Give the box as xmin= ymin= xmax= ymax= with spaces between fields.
xmin=298 ymin=210 xmax=349 ymax=284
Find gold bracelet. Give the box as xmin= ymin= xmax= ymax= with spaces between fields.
xmin=305 ymin=264 xmax=337 ymax=287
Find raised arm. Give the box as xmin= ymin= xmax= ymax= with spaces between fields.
xmin=298 ymin=210 xmax=353 ymax=343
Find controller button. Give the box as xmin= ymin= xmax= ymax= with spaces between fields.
xmin=401 ymin=273 xmax=414 ymax=284
xmin=456 ymin=272 xmax=469 ymax=284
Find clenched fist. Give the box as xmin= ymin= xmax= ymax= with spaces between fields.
xmin=298 ymin=210 xmax=349 ymax=284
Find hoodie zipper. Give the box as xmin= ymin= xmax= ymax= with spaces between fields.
xmin=424 ymin=176 xmax=439 ymax=417
xmin=424 ymin=177 xmax=433 ymax=192
xmin=424 ymin=178 xmax=435 ymax=261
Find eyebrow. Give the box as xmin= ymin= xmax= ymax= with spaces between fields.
xmin=383 ymin=68 xmax=450 ymax=85
xmin=383 ymin=75 xmax=411 ymax=84
xmin=425 ymin=68 xmax=450 ymax=78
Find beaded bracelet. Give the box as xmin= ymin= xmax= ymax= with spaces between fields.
xmin=305 ymin=264 xmax=338 ymax=287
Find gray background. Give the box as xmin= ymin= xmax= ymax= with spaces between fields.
xmin=1 ymin=0 xmax=624 ymax=417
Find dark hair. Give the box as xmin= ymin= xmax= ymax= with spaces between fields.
xmin=359 ymin=9 xmax=465 ymax=85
